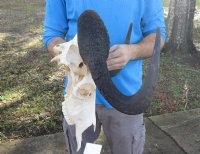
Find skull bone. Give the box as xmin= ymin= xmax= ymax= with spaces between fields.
xmin=51 ymin=35 xmax=96 ymax=151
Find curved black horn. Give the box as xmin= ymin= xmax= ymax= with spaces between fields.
xmin=109 ymin=22 xmax=133 ymax=77
xmin=78 ymin=10 xmax=161 ymax=115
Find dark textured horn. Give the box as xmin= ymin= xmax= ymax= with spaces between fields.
xmin=109 ymin=22 xmax=133 ymax=77
xmin=78 ymin=10 xmax=161 ymax=115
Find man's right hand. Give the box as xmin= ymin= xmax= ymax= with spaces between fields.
xmin=47 ymin=37 xmax=66 ymax=57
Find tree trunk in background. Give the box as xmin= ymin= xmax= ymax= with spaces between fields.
xmin=166 ymin=0 xmax=197 ymax=56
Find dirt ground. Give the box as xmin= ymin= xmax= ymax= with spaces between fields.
xmin=0 ymin=0 xmax=200 ymax=141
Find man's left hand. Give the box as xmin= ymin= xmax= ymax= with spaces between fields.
xmin=106 ymin=33 xmax=164 ymax=71
xmin=106 ymin=44 xmax=137 ymax=71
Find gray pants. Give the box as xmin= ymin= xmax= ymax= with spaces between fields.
xmin=63 ymin=105 xmax=145 ymax=154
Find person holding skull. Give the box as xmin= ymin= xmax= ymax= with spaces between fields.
xmin=43 ymin=0 xmax=166 ymax=154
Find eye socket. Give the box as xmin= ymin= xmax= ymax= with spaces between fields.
xmin=79 ymin=62 xmax=84 ymax=68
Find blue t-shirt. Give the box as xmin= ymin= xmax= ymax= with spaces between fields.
xmin=43 ymin=0 xmax=166 ymax=108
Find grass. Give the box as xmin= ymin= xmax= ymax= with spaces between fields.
xmin=197 ymin=0 xmax=200 ymax=8
xmin=0 ymin=47 xmax=65 ymax=140
xmin=0 ymin=0 xmax=200 ymax=142
xmin=163 ymin=0 xmax=170 ymax=7
xmin=0 ymin=0 xmax=65 ymax=141
xmin=147 ymin=55 xmax=200 ymax=115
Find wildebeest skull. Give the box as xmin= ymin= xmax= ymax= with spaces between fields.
xmin=51 ymin=35 xmax=96 ymax=151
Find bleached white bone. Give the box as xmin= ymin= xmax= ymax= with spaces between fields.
xmin=52 ymin=35 xmax=96 ymax=151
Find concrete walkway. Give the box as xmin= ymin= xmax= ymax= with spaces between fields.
xmin=0 ymin=108 xmax=200 ymax=154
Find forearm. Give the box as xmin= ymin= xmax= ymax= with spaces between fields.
xmin=129 ymin=33 xmax=164 ymax=60
xmin=47 ymin=37 xmax=66 ymax=57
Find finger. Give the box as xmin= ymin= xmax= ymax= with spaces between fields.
xmin=107 ymin=49 xmax=122 ymax=60
xmin=109 ymin=45 xmax=118 ymax=52
xmin=107 ymin=63 xmax=124 ymax=71
xmin=107 ymin=57 xmax=123 ymax=66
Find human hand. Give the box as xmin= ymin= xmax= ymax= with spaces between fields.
xmin=107 ymin=44 xmax=136 ymax=71
xmin=48 ymin=37 xmax=66 ymax=57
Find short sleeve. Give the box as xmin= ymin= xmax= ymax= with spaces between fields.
xmin=43 ymin=0 xmax=68 ymax=48
xmin=142 ymin=0 xmax=166 ymax=41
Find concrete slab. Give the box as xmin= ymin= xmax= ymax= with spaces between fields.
xmin=150 ymin=108 xmax=200 ymax=154
xmin=0 ymin=118 xmax=185 ymax=154
xmin=0 ymin=133 xmax=67 ymax=154
xmin=144 ymin=119 xmax=185 ymax=154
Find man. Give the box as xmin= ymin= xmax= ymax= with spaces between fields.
xmin=43 ymin=0 xmax=166 ymax=154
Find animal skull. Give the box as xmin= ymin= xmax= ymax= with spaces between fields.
xmin=51 ymin=35 xmax=96 ymax=151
